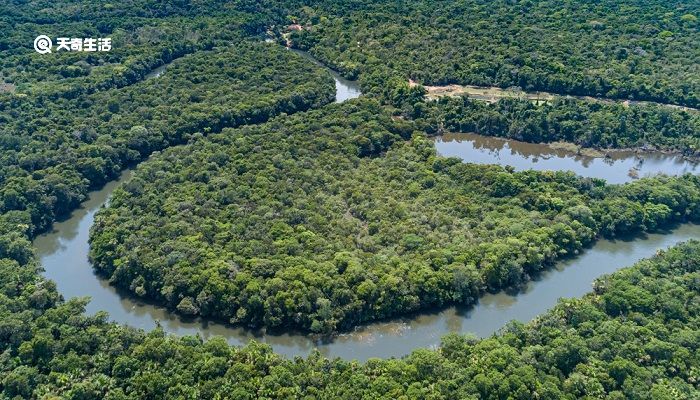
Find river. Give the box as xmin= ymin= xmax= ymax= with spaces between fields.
xmin=144 ymin=63 xmax=168 ymax=79
xmin=144 ymin=45 xmax=363 ymax=104
xmin=32 ymin=52 xmax=699 ymax=362
xmin=33 ymin=170 xmax=700 ymax=360
xmin=435 ymin=132 xmax=700 ymax=184
xmin=288 ymin=48 xmax=362 ymax=103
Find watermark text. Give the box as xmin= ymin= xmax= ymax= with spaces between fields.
xmin=34 ymin=36 xmax=112 ymax=54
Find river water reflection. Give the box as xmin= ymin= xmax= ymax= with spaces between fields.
xmin=289 ymin=48 xmax=362 ymax=103
xmin=34 ymin=168 xmax=700 ymax=360
xmin=435 ymin=132 xmax=700 ymax=184
xmin=144 ymin=63 xmax=168 ymax=79
xmin=32 ymin=57 xmax=700 ymax=361
xmin=33 ymin=176 xmax=700 ymax=360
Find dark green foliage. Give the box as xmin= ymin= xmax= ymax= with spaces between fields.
xmin=90 ymin=100 xmax=700 ymax=332
xmin=0 ymin=40 xmax=335 ymax=233
xmin=0 ymin=1 xmax=282 ymax=94
xmin=420 ymin=97 xmax=700 ymax=157
xmin=1 ymin=0 xmax=700 ymax=397
xmin=4 ymin=226 xmax=700 ymax=398
xmin=283 ymin=0 xmax=700 ymax=108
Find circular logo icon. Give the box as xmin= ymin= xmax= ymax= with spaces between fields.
xmin=34 ymin=35 xmax=52 ymax=54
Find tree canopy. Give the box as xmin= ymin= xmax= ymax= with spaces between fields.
xmin=1 ymin=0 xmax=699 ymax=397
xmin=90 ymin=100 xmax=700 ymax=333
xmin=5 ymin=228 xmax=700 ymax=398
xmin=283 ymin=0 xmax=700 ymax=108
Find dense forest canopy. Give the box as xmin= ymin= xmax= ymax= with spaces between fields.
xmin=90 ymin=100 xmax=700 ymax=333
xmin=0 ymin=3 xmax=262 ymax=93
xmin=5 ymin=235 xmax=700 ymax=398
xmin=0 ymin=0 xmax=699 ymax=398
xmin=279 ymin=0 xmax=700 ymax=156
xmin=285 ymin=0 xmax=699 ymax=107
xmin=0 ymin=40 xmax=334 ymax=234
xmin=414 ymin=97 xmax=700 ymax=156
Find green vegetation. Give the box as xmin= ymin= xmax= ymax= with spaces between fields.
xmin=0 ymin=40 xmax=334 ymax=234
xmin=0 ymin=1 xmax=283 ymax=95
xmin=416 ymin=97 xmax=700 ymax=157
xmin=285 ymin=0 xmax=699 ymax=107
xmin=2 ymin=0 xmax=700 ymax=397
xmin=278 ymin=0 xmax=700 ymax=154
xmin=90 ymin=100 xmax=700 ymax=333
xmin=5 ymin=232 xmax=700 ymax=398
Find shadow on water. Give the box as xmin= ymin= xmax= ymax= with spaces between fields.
xmin=287 ymin=48 xmax=361 ymax=103
xmin=34 ymin=152 xmax=700 ymax=360
xmin=434 ymin=132 xmax=700 ymax=184
xmin=31 ymin=57 xmax=700 ymax=361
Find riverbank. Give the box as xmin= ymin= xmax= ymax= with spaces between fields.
xmin=35 ymin=162 xmax=700 ymax=359
xmin=419 ymin=90 xmax=700 ymax=168
xmin=411 ymin=80 xmax=699 ymax=112
xmin=547 ymin=141 xmax=700 ymax=165
xmin=433 ymin=132 xmax=700 ymax=184
xmin=24 ymin=39 xmax=700 ymax=361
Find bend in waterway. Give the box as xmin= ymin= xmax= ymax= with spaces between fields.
xmin=288 ymin=48 xmax=361 ymax=103
xmin=34 ymin=160 xmax=700 ymax=361
xmin=32 ymin=53 xmax=699 ymax=361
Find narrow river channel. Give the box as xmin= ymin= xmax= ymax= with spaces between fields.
xmin=288 ymin=48 xmax=362 ymax=103
xmin=32 ymin=50 xmax=700 ymax=362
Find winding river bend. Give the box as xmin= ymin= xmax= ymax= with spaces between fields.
xmin=34 ymin=51 xmax=700 ymax=361
xmin=288 ymin=48 xmax=362 ymax=103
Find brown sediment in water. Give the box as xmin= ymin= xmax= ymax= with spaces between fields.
xmin=440 ymin=131 xmax=700 ymax=164
xmin=35 ymin=131 xmax=700 ymax=361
